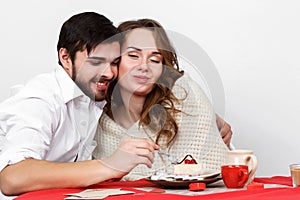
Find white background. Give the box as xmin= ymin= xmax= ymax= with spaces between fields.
xmin=0 ymin=0 xmax=299 ymax=177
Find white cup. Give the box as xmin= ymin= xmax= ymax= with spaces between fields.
xmin=225 ymin=150 xmax=258 ymax=184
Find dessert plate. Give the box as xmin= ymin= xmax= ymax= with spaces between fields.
xmin=146 ymin=170 xmax=221 ymax=188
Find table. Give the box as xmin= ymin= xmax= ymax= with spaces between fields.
xmin=14 ymin=176 xmax=300 ymax=200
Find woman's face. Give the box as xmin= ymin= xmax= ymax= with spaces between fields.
xmin=118 ymin=28 xmax=163 ymax=97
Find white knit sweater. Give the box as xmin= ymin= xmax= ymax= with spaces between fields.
xmin=93 ymin=74 xmax=228 ymax=180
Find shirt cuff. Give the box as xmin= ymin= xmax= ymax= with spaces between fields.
xmin=0 ymin=149 xmax=41 ymax=172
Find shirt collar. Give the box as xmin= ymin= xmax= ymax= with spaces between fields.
xmin=95 ymin=100 xmax=106 ymax=109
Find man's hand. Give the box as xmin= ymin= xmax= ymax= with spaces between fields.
xmin=99 ymin=138 xmax=160 ymax=175
xmin=216 ymin=115 xmax=233 ymax=148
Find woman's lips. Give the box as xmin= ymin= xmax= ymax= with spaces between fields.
xmin=133 ymin=75 xmax=150 ymax=84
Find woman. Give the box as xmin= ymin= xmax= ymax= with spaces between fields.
xmin=93 ymin=19 xmax=228 ymax=180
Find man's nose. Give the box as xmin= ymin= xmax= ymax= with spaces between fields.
xmin=100 ymin=64 xmax=115 ymax=79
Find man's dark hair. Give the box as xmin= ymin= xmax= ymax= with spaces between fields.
xmin=57 ymin=12 xmax=120 ymax=66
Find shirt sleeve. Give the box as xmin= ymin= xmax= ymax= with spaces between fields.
xmin=0 ymin=89 xmax=59 ymax=172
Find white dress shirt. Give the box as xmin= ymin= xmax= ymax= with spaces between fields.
xmin=0 ymin=66 xmax=104 ymax=172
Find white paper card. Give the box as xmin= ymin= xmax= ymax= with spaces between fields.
xmin=65 ymin=188 xmax=134 ymax=199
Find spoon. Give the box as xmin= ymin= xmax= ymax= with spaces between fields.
xmin=157 ymin=150 xmax=178 ymax=164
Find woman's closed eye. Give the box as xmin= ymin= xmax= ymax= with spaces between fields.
xmin=150 ymin=58 xmax=161 ymax=64
xmin=149 ymin=55 xmax=162 ymax=64
xmin=128 ymin=52 xmax=140 ymax=59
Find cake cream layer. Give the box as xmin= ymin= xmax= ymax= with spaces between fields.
xmin=174 ymin=164 xmax=203 ymax=175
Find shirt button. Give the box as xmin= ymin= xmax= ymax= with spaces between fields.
xmin=80 ymin=120 xmax=87 ymax=126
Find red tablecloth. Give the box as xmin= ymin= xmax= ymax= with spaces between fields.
xmin=253 ymin=176 xmax=293 ymax=186
xmin=15 ymin=176 xmax=300 ymax=200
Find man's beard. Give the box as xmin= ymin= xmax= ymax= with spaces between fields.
xmin=71 ymin=65 xmax=96 ymax=101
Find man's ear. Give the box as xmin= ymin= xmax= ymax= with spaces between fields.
xmin=59 ymin=48 xmax=72 ymax=76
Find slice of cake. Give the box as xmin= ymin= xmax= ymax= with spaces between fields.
xmin=173 ymin=155 xmax=203 ymax=176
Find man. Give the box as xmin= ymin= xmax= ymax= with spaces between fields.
xmin=0 ymin=12 xmax=158 ymax=198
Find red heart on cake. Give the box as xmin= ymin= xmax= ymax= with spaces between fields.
xmin=184 ymin=158 xmax=197 ymax=164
